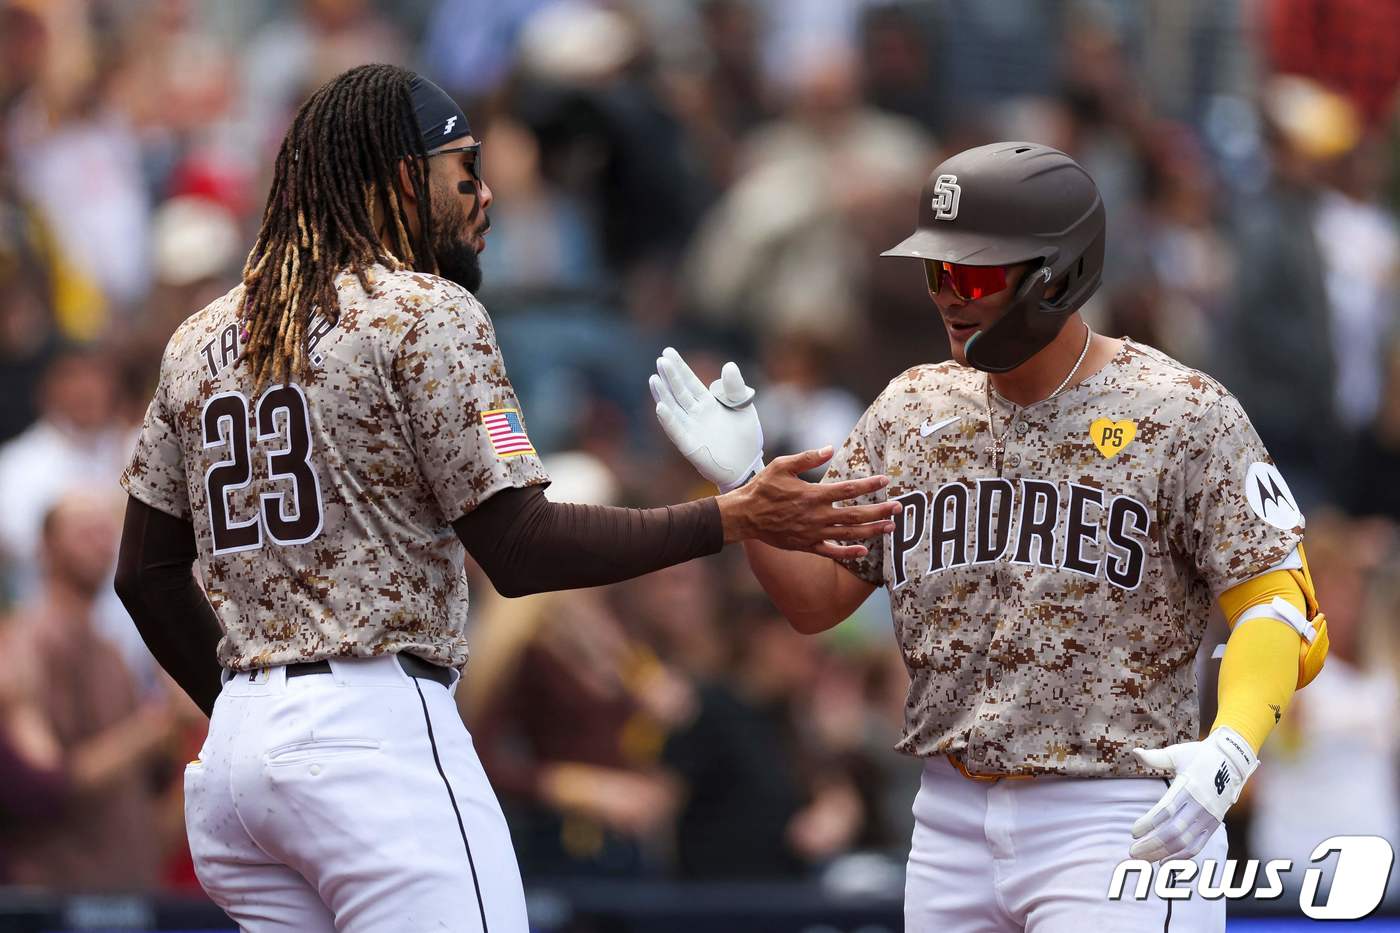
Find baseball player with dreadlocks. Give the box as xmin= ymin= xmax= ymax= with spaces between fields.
xmin=651 ymin=142 xmax=1329 ymax=931
xmin=113 ymin=64 xmax=896 ymax=932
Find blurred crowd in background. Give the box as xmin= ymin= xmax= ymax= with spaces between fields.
xmin=0 ymin=0 xmax=1399 ymax=905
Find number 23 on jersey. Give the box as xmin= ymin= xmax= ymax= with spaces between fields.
xmin=202 ymin=384 xmax=324 ymax=554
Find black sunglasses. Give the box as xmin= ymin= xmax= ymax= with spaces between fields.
xmin=431 ymin=142 xmax=482 ymax=194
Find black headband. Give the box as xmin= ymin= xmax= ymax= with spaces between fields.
xmin=408 ymin=73 xmax=472 ymax=151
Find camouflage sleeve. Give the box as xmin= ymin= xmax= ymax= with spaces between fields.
xmin=821 ymin=398 xmax=887 ymax=586
xmin=392 ymin=291 xmax=549 ymax=520
xmin=1169 ymin=392 xmax=1302 ymax=598
xmin=119 ymin=352 xmax=192 ymax=520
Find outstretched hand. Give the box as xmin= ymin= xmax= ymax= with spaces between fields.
xmin=1129 ymin=726 xmax=1257 ymax=863
xmin=717 ymin=446 xmax=898 ymax=560
xmin=650 ymin=347 xmax=764 ymax=491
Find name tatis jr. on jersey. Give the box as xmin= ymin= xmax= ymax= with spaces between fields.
xmin=889 ymin=477 xmax=1150 ymax=591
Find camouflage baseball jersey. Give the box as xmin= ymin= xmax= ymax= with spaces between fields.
xmin=121 ymin=265 xmax=549 ymax=670
xmin=824 ymin=339 xmax=1303 ymax=777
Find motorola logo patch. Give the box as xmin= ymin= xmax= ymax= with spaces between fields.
xmin=1245 ymin=462 xmax=1303 ymax=530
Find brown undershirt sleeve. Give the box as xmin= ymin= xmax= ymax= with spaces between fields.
xmin=452 ymin=485 xmax=724 ymax=598
xmin=114 ymin=498 xmax=225 ymax=717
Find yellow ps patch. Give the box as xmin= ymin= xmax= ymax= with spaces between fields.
xmin=1089 ymin=418 xmax=1136 ymax=458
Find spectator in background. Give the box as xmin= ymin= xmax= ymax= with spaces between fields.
xmin=842 ymin=640 xmax=922 ymax=857
xmin=663 ymin=608 xmax=865 ymax=879
xmin=104 ymin=0 xmax=238 ymax=172
xmin=477 ymin=116 xmax=604 ymax=300
xmin=511 ymin=1 xmax=712 ymax=306
xmin=1079 ymin=0 xmax=1253 ymax=127
xmin=0 ymin=610 xmax=66 ymax=884
xmin=419 ymin=0 xmax=553 ymax=103
xmin=239 ymin=0 xmax=407 ymax=157
xmin=4 ymin=0 xmax=151 ymax=322
xmin=657 ymin=0 xmax=773 ymax=190
xmin=755 ymin=333 xmax=865 ymax=462
xmin=1214 ymin=76 xmax=1355 ymax=507
xmin=0 ymin=348 xmax=128 ymax=595
xmin=0 ymin=127 xmax=61 ymax=445
xmin=858 ymin=2 xmax=940 ymax=132
xmin=0 ymin=493 xmax=183 ymax=891
xmin=1108 ymin=128 xmax=1234 ymax=368
xmin=684 ymin=39 xmax=930 ymax=345
xmin=467 ymin=587 xmax=687 ymax=878
xmin=123 ymin=195 xmax=243 ymax=386
xmin=477 ymin=114 xmax=627 ymax=453
xmin=0 ymin=344 xmax=154 ymax=680
xmin=1349 ymin=340 xmax=1400 ymax=522
xmin=1314 ymin=136 xmax=1400 ymax=439
xmin=0 ymin=346 xmax=162 ymax=684
xmin=609 ymin=551 xmax=729 ymax=685
xmin=932 ymin=0 xmax=1063 ymax=128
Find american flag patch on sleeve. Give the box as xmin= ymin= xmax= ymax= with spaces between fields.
xmin=481 ymin=408 xmax=536 ymax=458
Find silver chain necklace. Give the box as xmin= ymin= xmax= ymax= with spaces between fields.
xmin=985 ymin=324 xmax=1093 ymax=471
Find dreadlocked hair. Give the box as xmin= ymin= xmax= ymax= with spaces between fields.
xmin=237 ymin=63 xmax=440 ymax=391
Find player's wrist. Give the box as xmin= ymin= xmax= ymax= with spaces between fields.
xmin=716 ymin=483 xmax=757 ymax=544
xmin=1206 ymin=725 xmax=1258 ymax=773
xmin=1188 ymin=727 xmax=1258 ymax=823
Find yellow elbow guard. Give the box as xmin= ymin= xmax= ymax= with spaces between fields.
xmin=1218 ymin=544 xmax=1329 ymax=689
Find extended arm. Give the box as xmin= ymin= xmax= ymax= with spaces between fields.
xmin=113 ymin=497 xmax=225 ymax=717
xmin=453 ymin=485 xmax=723 ymax=597
xmin=743 ymin=541 xmax=878 ymax=634
xmin=1130 ymin=548 xmax=1325 ymax=862
xmin=454 ymin=451 xmax=893 ymax=599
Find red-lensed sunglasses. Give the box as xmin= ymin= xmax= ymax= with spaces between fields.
xmin=925 ymin=260 xmax=1008 ymax=301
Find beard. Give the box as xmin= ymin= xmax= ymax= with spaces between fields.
xmin=428 ymin=191 xmax=484 ymax=294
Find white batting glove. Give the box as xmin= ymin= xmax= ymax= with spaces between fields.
xmin=648 ymin=347 xmax=763 ymax=492
xmin=1129 ymin=726 xmax=1258 ymax=862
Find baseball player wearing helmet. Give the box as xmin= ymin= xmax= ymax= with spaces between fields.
xmin=113 ymin=65 xmax=894 ymax=933
xmin=651 ymin=142 xmax=1328 ymax=931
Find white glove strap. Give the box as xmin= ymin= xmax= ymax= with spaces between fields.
xmin=718 ymin=454 xmax=764 ymax=492
xmin=1190 ymin=727 xmax=1259 ymax=821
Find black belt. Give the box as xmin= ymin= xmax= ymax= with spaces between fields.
xmin=279 ymin=653 xmax=455 ymax=688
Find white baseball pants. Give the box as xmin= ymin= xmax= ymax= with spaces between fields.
xmin=183 ymin=656 xmax=528 ymax=933
xmin=906 ymin=756 xmax=1227 ymax=932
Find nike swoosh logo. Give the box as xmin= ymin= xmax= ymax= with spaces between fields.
xmin=920 ymin=415 xmax=961 ymax=438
